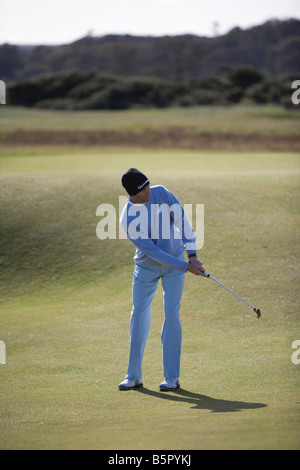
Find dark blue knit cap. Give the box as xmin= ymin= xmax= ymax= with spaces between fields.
xmin=121 ymin=168 xmax=149 ymax=196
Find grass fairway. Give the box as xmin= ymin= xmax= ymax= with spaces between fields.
xmin=0 ymin=146 xmax=299 ymax=450
xmin=1 ymin=104 xmax=300 ymax=136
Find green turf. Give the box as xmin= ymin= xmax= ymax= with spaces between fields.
xmin=1 ymin=104 xmax=300 ymax=135
xmin=0 ymin=145 xmax=299 ymax=450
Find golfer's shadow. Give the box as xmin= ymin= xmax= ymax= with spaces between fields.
xmin=135 ymin=387 xmax=267 ymax=413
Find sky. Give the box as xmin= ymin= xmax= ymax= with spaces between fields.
xmin=0 ymin=0 xmax=300 ymax=45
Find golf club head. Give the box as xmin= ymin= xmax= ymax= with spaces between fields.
xmin=254 ymin=308 xmax=261 ymax=319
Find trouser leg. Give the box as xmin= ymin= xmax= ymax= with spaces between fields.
xmin=161 ymin=269 xmax=185 ymax=378
xmin=126 ymin=266 xmax=159 ymax=381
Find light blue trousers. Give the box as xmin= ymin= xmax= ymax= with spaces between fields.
xmin=126 ymin=262 xmax=186 ymax=381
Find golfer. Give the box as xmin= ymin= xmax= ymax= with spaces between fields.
xmin=119 ymin=168 xmax=206 ymax=391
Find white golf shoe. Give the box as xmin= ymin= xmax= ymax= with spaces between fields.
xmin=118 ymin=378 xmax=143 ymax=390
xmin=159 ymin=377 xmax=180 ymax=391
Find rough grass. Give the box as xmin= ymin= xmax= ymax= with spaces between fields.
xmin=1 ymin=104 xmax=299 ymax=135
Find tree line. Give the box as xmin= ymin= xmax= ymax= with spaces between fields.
xmin=2 ymin=19 xmax=300 ymax=109
xmin=1 ymin=19 xmax=299 ymax=83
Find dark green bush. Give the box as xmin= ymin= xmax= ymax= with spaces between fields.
xmin=7 ymin=68 xmax=297 ymax=109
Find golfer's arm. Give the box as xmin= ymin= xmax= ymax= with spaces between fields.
xmin=166 ymin=191 xmax=197 ymax=256
xmin=129 ymin=236 xmax=189 ymax=272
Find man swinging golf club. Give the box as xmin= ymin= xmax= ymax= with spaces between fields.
xmin=119 ymin=168 xmax=206 ymax=392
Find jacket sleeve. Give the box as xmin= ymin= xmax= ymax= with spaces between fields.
xmin=163 ymin=187 xmax=197 ymax=256
xmin=127 ymin=227 xmax=189 ymax=272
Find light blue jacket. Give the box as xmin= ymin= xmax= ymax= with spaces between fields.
xmin=120 ymin=185 xmax=197 ymax=272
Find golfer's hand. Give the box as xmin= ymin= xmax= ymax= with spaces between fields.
xmin=187 ymin=257 xmax=207 ymax=277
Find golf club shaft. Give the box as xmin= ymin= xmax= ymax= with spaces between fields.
xmin=203 ymin=271 xmax=255 ymax=310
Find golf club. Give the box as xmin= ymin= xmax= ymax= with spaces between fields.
xmin=203 ymin=271 xmax=261 ymax=319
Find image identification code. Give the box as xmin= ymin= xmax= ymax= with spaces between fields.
xmin=108 ymin=454 xmax=191 ymax=467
